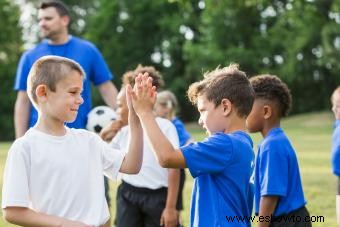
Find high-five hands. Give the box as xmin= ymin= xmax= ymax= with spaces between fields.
xmin=127 ymin=72 xmax=157 ymax=117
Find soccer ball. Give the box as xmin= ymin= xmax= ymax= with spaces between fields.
xmin=86 ymin=106 xmax=117 ymax=133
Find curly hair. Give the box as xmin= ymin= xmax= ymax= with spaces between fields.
xmin=187 ymin=64 xmax=254 ymax=118
xmin=122 ymin=64 xmax=164 ymax=90
xmin=249 ymin=74 xmax=292 ymax=117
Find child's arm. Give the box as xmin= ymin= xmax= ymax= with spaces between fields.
xmin=119 ymin=86 xmax=143 ymax=174
xmin=131 ymin=73 xmax=186 ymax=168
xmin=257 ymin=196 xmax=279 ymax=227
xmin=3 ymin=207 xmax=92 ymax=227
xmin=161 ymin=168 xmax=180 ymax=226
xmin=99 ymin=120 xmax=123 ymax=142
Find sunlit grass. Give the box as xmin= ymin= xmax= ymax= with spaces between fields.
xmin=0 ymin=111 xmax=336 ymax=226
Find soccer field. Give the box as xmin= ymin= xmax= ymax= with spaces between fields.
xmin=0 ymin=111 xmax=336 ymax=226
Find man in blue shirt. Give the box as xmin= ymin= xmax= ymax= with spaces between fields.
xmin=130 ymin=64 xmax=255 ymax=227
xmin=14 ymin=0 xmax=118 ymax=138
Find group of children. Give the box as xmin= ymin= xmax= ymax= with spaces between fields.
xmin=4 ymin=54 xmax=338 ymax=227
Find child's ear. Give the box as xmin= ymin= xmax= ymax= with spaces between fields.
xmin=221 ymin=98 xmax=232 ymax=116
xmin=263 ymin=105 xmax=272 ymax=119
xmin=35 ymin=84 xmax=48 ymax=101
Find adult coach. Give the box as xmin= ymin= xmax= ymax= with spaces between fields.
xmin=14 ymin=0 xmax=118 ymax=138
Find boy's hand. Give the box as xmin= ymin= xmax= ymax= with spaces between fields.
xmin=130 ymin=73 xmax=157 ymax=117
xmin=160 ymin=208 xmax=179 ymax=227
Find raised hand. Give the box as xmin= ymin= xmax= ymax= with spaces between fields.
xmin=130 ymin=72 xmax=157 ymax=116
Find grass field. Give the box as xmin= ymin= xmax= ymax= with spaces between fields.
xmin=0 ymin=111 xmax=336 ymax=226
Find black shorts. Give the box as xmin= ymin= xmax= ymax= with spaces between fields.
xmin=337 ymin=177 xmax=340 ymax=195
xmin=176 ymin=169 xmax=186 ymax=210
xmin=104 ymin=176 xmax=111 ymax=207
xmin=269 ymin=206 xmax=312 ymax=227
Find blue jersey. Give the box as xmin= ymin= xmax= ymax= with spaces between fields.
xmin=254 ymin=127 xmax=306 ymax=216
xmin=172 ymin=117 xmax=191 ymax=146
xmin=14 ymin=36 xmax=113 ymax=129
xmin=182 ymin=131 xmax=254 ymax=227
xmin=331 ymin=120 xmax=340 ymax=176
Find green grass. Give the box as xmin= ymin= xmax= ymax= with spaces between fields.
xmin=0 ymin=111 xmax=336 ymax=226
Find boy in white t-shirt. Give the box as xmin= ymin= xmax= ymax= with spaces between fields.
xmin=2 ymin=56 xmax=143 ymax=227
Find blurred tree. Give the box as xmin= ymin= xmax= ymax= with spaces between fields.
xmin=0 ymin=0 xmax=23 ymax=140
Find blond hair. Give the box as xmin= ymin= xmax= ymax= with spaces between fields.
xmin=27 ymin=55 xmax=85 ymax=107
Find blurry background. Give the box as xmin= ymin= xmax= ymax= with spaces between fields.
xmin=1 ymin=0 xmax=339 ymax=140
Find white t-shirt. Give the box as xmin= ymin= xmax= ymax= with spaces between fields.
xmin=111 ymin=117 xmax=179 ymax=189
xmin=2 ymin=127 xmax=125 ymax=226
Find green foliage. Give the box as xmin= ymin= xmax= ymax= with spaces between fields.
xmin=0 ymin=0 xmax=23 ymax=140
xmin=1 ymin=0 xmax=339 ymax=140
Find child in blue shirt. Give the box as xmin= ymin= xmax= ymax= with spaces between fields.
xmin=246 ymin=75 xmax=311 ymax=227
xmin=330 ymin=86 xmax=340 ymax=226
xmin=130 ymin=64 xmax=255 ymax=227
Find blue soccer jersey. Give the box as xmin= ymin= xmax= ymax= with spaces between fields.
xmin=331 ymin=120 xmax=340 ymax=176
xmin=172 ymin=117 xmax=192 ymax=146
xmin=182 ymin=131 xmax=254 ymax=227
xmin=14 ymin=36 xmax=113 ymax=129
xmin=254 ymin=127 xmax=306 ymax=216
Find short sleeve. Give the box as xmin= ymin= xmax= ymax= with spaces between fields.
xmin=14 ymin=52 xmax=31 ymax=91
xmin=90 ymin=45 xmax=113 ymax=85
xmin=2 ymin=140 xmax=30 ymax=208
xmin=181 ymin=133 xmax=233 ymax=177
xmin=92 ymin=134 xmax=125 ymax=180
xmin=259 ymin=146 xmax=288 ymax=197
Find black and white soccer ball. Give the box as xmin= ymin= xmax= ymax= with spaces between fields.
xmin=86 ymin=106 xmax=117 ymax=133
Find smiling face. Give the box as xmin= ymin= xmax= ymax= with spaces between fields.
xmin=38 ymin=6 xmax=68 ymax=40
xmin=196 ymin=94 xmax=228 ymax=135
xmin=43 ymin=70 xmax=84 ymax=124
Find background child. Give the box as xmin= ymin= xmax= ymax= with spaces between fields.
xmin=103 ymin=65 xmax=181 ymax=227
xmin=2 ymin=56 xmax=143 ymax=227
xmin=246 ymin=74 xmax=311 ymax=227
xmin=155 ymin=90 xmax=194 ymax=225
xmin=131 ymin=64 xmax=255 ymax=227
xmin=331 ymin=87 xmax=340 ymax=226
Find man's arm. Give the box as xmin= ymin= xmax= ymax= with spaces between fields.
xmin=257 ymin=196 xmax=279 ymax=227
xmin=98 ymin=81 xmax=118 ymax=109
xmin=119 ymin=86 xmax=143 ymax=174
xmin=161 ymin=168 xmax=180 ymax=227
xmin=3 ymin=207 xmax=91 ymax=227
xmin=14 ymin=91 xmax=30 ymax=138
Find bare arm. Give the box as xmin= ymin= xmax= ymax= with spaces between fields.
xmin=99 ymin=120 xmax=123 ymax=142
xmin=3 ymin=207 xmax=92 ymax=227
xmin=98 ymin=81 xmax=118 ymax=109
xmin=14 ymin=91 xmax=31 ymax=138
xmin=161 ymin=168 xmax=180 ymax=227
xmin=119 ymin=86 xmax=143 ymax=174
xmin=131 ymin=74 xmax=186 ymax=168
xmin=257 ymin=196 xmax=279 ymax=227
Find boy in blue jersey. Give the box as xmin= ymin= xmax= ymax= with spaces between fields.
xmin=130 ymin=64 xmax=255 ymax=227
xmin=246 ymin=75 xmax=311 ymax=227
xmin=330 ymin=87 xmax=340 ymax=226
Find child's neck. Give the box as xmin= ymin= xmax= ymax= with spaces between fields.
xmin=35 ymin=117 xmax=67 ymax=136
xmin=261 ymin=121 xmax=280 ymax=138
xmin=224 ymin=117 xmax=246 ymax=134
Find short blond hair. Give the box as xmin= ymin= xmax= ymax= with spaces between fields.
xmin=27 ymin=55 xmax=85 ymax=107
